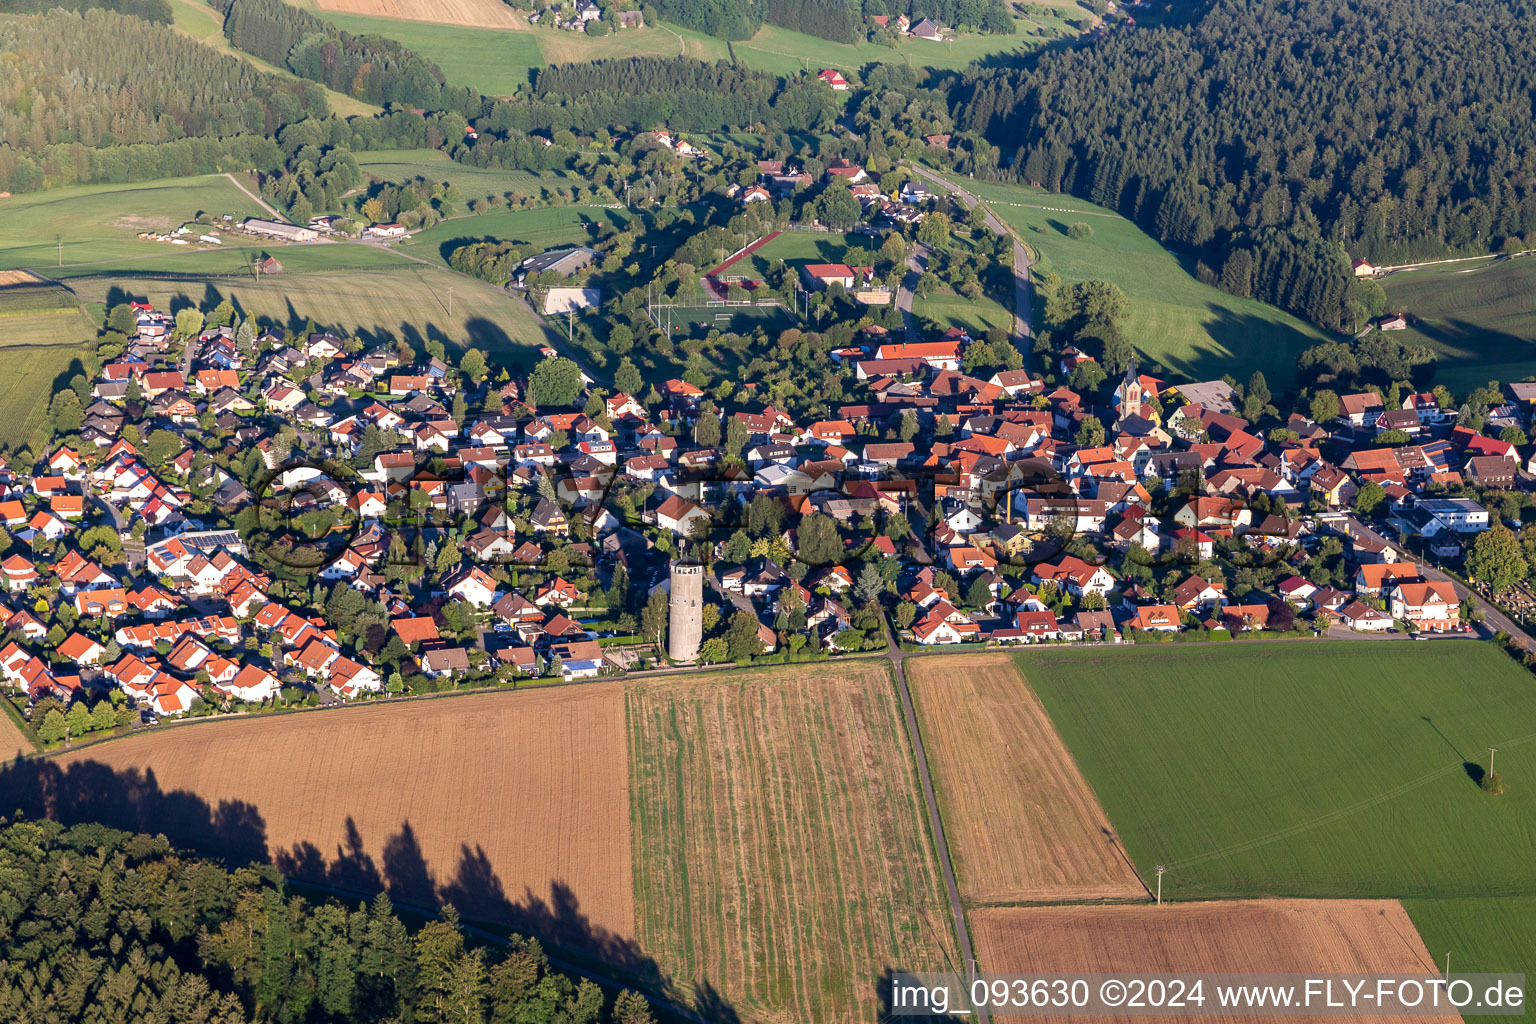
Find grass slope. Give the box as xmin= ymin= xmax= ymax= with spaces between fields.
xmin=0 ymin=281 xmax=99 ymax=449
xmin=301 ymin=9 xmax=728 ymax=96
xmin=959 ymin=178 xmax=1329 ymax=388
xmin=1019 ymin=642 xmax=1536 ymax=904
xmin=1381 ymin=256 xmax=1536 ymax=395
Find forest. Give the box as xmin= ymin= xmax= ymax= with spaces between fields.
xmin=519 ymin=58 xmax=841 ymax=135
xmin=0 ymin=0 xmax=170 ymax=22
xmin=0 ymin=816 xmax=658 ymax=1024
xmin=954 ymin=0 xmax=1536 ymax=330
xmin=0 ymin=9 xmax=328 ymax=192
xmin=215 ymin=0 xmax=458 ymax=108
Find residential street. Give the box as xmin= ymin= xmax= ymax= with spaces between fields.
xmin=895 ymin=242 xmax=931 ymax=337
xmin=905 ymin=164 xmax=1034 ymax=351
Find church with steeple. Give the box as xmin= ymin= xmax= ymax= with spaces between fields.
xmin=1116 ymin=358 xmax=1145 ymax=428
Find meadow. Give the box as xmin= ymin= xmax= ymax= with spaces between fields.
xmin=626 ymin=662 xmax=956 ymax=1022
xmin=355 ymin=148 xmax=575 ymax=198
xmin=959 ymin=178 xmax=1330 ymax=388
xmin=299 ymin=5 xmax=728 ymax=96
xmin=1381 ymin=255 xmax=1536 ymax=394
xmin=745 ymin=229 xmax=879 ymax=278
xmin=0 ymin=176 xmax=268 ymax=272
xmin=396 ymin=205 xmax=635 ymax=269
xmin=67 ymin=265 xmax=556 ymax=366
xmin=730 ymin=18 xmax=1068 ymax=77
xmin=0 ymin=278 xmax=101 ymax=449
xmin=1016 ymin=641 xmax=1536 ymax=973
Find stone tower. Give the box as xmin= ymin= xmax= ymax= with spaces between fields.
xmin=668 ymin=559 xmax=704 ymax=663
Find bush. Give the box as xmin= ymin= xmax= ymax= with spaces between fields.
xmin=1481 ymin=771 xmax=1505 ymax=795
xmin=1067 ymin=221 xmax=1093 ymax=239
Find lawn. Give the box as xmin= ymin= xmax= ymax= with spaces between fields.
xmin=959 ymin=178 xmax=1330 ymax=389
xmin=913 ymin=287 xmax=1013 ymax=337
xmin=730 ymin=19 xmax=1058 ymax=77
xmin=396 ymin=206 xmax=634 ymax=268
xmin=67 ymin=265 xmax=556 ymax=369
xmin=745 ymin=230 xmax=881 ymax=279
xmin=0 ymin=176 xmax=269 ymax=272
xmin=627 ymin=662 xmax=956 ymax=1022
xmin=1016 ymin=640 xmax=1536 ymax=976
xmin=1381 ymin=256 xmax=1536 ymax=395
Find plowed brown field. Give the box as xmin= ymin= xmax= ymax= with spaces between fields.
xmin=55 ymin=686 xmax=633 ymax=948
xmin=908 ymin=653 xmax=1146 ymax=903
xmin=312 ymin=0 xmax=527 ymax=28
xmin=973 ymin=899 xmax=1457 ymax=1023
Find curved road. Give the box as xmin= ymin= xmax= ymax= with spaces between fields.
xmin=906 ymin=163 xmax=1033 ymax=358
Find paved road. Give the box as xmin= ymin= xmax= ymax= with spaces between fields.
xmin=1334 ymin=515 xmax=1534 ymax=652
xmin=906 ymin=164 xmax=1033 ymax=354
xmin=879 ymin=612 xmax=988 ymax=1024
xmin=895 ymin=243 xmax=931 ymax=337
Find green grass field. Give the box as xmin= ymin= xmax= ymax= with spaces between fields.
xmin=0 ymin=176 xmax=269 ymax=272
xmin=0 ymin=280 xmax=102 ymax=450
xmin=730 ymin=19 xmax=1064 ymax=77
xmin=300 ymin=10 xmax=727 ymax=96
xmin=67 ymin=265 xmax=555 ymax=368
xmin=1381 ymin=256 xmax=1536 ymax=395
xmin=309 ymin=10 xmax=545 ymax=94
xmin=395 ymin=205 xmax=633 ymax=268
xmin=913 ymin=287 xmax=1012 ymax=335
xmin=355 ymin=149 xmax=574 ymax=199
xmin=958 ymin=178 xmax=1330 ymax=388
xmin=1017 ymin=641 xmax=1536 ymax=972
xmin=744 ymin=230 xmax=879 ymax=278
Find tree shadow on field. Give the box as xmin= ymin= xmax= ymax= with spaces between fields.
xmin=1 ymin=756 xmax=744 ymax=1021
xmin=0 ymin=756 xmax=269 ymax=866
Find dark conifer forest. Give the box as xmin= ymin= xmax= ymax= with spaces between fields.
xmin=956 ymin=0 xmax=1536 ymax=328
xmin=0 ymin=818 xmax=658 ymax=1024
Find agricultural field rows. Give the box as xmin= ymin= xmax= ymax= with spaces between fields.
xmin=907 ymin=655 xmax=1145 ymax=904
xmin=627 ymin=663 xmax=956 ymax=1022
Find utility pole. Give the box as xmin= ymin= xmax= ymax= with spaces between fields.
xmin=56 ymin=234 xmax=61 ymax=267
xmin=1489 ymin=747 xmax=1498 ymax=776
xmin=447 ymin=286 xmax=453 ymax=318
xmin=1445 ymin=951 xmax=1451 ymax=978
xmin=1155 ymin=864 xmax=1165 ymax=905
